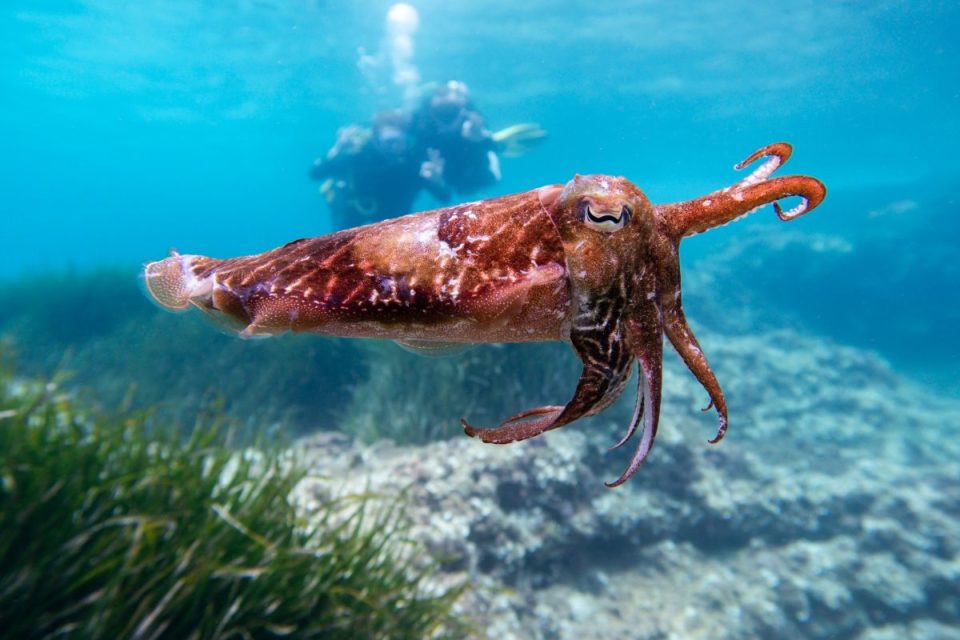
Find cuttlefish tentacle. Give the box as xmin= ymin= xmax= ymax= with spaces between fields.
xmin=656 ymin=142 xmax=827 ymax=239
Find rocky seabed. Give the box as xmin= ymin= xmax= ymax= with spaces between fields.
xmin=295 ymin=330 xmax=960 ymax=640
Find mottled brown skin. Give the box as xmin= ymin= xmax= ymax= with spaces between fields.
xmin=144 ymin=142 xmax=826 ymax=486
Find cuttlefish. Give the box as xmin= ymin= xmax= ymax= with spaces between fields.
xmin=144 ymin=142 xmax=825 ymax=486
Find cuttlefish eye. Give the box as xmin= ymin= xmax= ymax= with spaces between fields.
xmin=580 ymin=201 xmax=631 ymax=232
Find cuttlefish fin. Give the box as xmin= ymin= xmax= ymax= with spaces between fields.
xmin=463 ymin=319 xmax=633 ymax=444
xmin=394 ymin=339 xmax=473 ymax=357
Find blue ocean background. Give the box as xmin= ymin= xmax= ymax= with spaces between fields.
xmin=3 ymin=0 xmax=958 ymax=391
xmin=2 ymin=2 xmax=959 ymax=638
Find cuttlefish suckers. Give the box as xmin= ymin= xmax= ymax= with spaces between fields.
xmin=144 ymin=143 xmax=826 ymax=487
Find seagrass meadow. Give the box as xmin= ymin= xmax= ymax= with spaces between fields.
xmin=0 ymin=356 xmax=468 ymax=639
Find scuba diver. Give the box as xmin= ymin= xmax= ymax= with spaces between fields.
xmin=309 ymin=83 xmax=546 ymax=229
xmin=308 ymin=110 xmax=449 ymax=229
xmin=411 ymin=80 xmax=501 ymax=195
xmin=412 ymin=80 xmax=546 ymax=196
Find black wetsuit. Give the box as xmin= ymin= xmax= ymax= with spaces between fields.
xmin=310 ymin=144 xmax=447 ymax=229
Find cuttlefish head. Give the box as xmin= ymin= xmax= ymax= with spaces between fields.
xmin=536 ymin=174 xmax=667 ymax=487
xmin=539 ymin=174 xmax=656 ymax=292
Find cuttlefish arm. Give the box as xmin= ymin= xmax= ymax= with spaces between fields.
xmin=468 ymin=262 xmax=669 ymax=489
xmin=654 ymin=235 xmax=729 ymax=444
xmin=656 ymin=142 xmax=827 ymax=239
xmin=652 ymin=142 xmax=826 ymax=443
xmin=461 ymin=330 xmax=634 ymax=444
xmin=463 ymin=291 xmax=635 ymax=444
xmin=605 ymin=300 xmax=663 ymax=487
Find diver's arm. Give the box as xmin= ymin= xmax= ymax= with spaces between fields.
xmin=309 ymin=125 xmax=370 ymax=181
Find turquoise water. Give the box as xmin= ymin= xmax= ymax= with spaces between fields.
xmin=2 ymin=2 xmax=959 ymax=637
xmin=3 ymin=1 xmax=958 ymax=388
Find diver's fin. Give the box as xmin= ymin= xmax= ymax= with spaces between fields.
xmin=492 ymin=123 xmax=548 ymax=157
xmin=394 ymin=339 xmax=473 ymax=357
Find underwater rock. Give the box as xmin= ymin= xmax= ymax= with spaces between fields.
xmin=294 ymin=327 xmax=960 ymax=639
